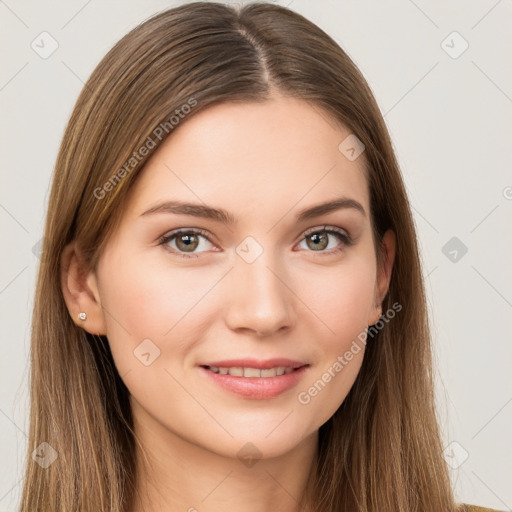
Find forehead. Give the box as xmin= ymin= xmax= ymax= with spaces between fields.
xmin=126 ymin=96 xmax=369 ymax=224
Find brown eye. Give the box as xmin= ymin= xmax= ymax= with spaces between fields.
xmin=298 ymin=226 xmax=352 ymax=256
xmin=305 ymin=232 xmax=329 ymax=251
xmin=175 ymin=233 xmax=200 ymax=252
xmin=159 ymin=229 xmax=216 ymax=259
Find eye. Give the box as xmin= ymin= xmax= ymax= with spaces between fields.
xmin=158 ymin=225 xmax=353 ymax=259
xmin=296 ymin=225 xmax=353 ymax=256
xmin=158 ymin=228 xmax=217 ymax=259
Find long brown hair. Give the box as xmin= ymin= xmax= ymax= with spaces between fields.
xmin=20 ymin=2 xmax=457 ymax=511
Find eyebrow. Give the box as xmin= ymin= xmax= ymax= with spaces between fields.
xmin=140 ymin=196 xmax=366 ymax=224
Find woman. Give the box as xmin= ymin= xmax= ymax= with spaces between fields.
xmin=19 ymin=2 xmax=502 ymax=511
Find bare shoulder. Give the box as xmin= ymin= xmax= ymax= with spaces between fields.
xmin=458 ymin=504 xmax=505 ymax=512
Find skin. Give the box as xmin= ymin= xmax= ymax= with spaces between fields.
xmin=61 ymin=94 xmax=395 ymax=512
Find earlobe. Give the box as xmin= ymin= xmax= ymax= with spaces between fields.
xmin=60 ymin=242 xmax=107 ymax=335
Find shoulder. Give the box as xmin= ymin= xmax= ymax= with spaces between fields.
xmin=458 ymin=504 xmax=505 ymax=512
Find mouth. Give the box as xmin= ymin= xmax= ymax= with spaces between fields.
xmin=200 ymin=365 xmax=304 ymax=377
xmin=198 ymin=359 xmax=310 ymax=399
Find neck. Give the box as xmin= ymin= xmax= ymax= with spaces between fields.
xmin=127 ymin=401 xmax=318 ymax=512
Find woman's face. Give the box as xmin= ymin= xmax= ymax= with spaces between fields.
xmin=74 ymin=94 xmax=394 ymax=461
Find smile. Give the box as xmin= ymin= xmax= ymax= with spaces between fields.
xmin=204 ymin=366 xmax=296 ymax=377
xmin=199 ymin=360 xmax=310 ymax=399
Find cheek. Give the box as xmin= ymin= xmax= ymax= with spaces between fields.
xmin=97 ymin=250 xmax=223 ymax=372
xmin=292 ymin=254 xmax=375 ymax=426
xmin=299 ymin=254 xmax=376 ymax=340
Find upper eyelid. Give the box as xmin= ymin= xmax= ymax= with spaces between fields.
xmin=301 ymin=225 xmax=349 ymax=237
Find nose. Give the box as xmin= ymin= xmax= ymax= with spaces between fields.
xmin=224 ymin=255 xmax=296 ymax=338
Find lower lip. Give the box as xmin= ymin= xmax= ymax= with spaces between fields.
xmin=199 ymin=366 xmax=309 ymax=399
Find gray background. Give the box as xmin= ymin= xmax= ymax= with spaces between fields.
xmin=1 ymin=0 xmax=511 ymax=510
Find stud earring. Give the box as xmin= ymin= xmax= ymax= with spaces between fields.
xmin=78 ymin=312 xmax=87 ymax=321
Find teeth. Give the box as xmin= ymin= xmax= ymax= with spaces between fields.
xmin=244 ymin=367 xmax=261 ymax=377
xmin=229 ymin=367 xmax=244 ymax=377
xmin=207 ymin=366 xmax=297 ymax=377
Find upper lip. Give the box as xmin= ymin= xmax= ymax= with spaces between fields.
xmin=200 ymin=358 xmax=308 ymax=370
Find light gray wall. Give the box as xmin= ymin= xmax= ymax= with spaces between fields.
xmin=0 ymin=1 xmax=511 ymax=510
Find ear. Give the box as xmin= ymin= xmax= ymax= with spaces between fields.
xmin=368 ymin=229 xmax=396 ymax=326
xmin=60 ymin=242 xmax=107 ymax=335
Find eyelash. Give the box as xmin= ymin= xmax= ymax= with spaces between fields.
xmin=158 ymin=225 xmax=353 ymax=260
